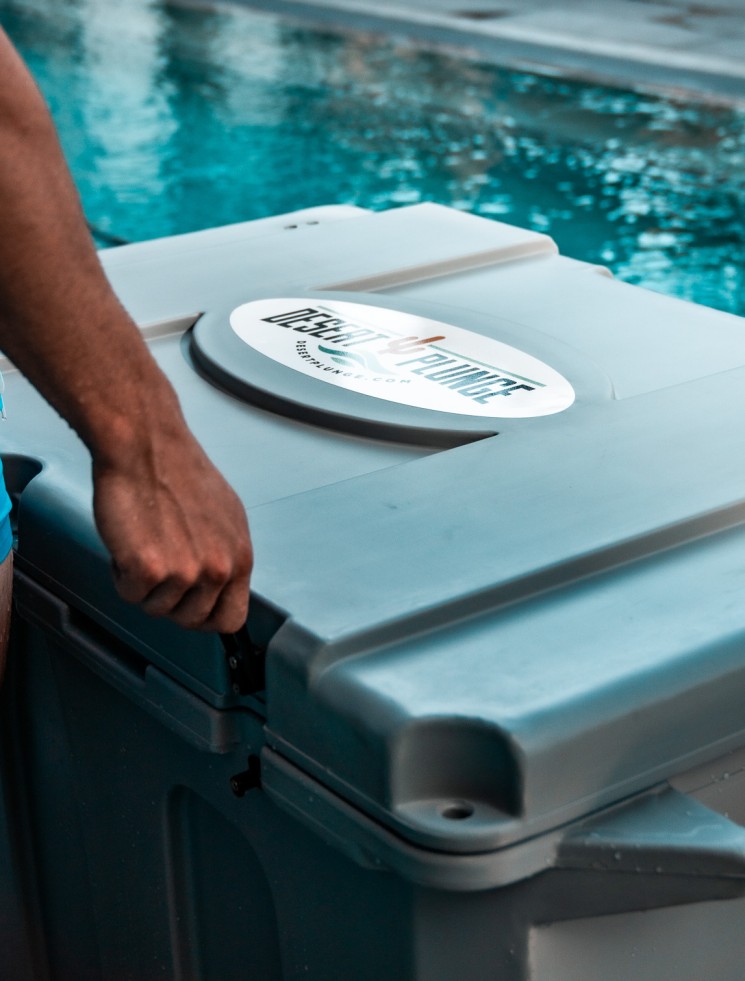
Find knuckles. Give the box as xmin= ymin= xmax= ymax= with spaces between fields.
xmin=113 ymin=532 xmax=252 ymax=631
xmin=201 ymin=553 xmax=233 ymax=586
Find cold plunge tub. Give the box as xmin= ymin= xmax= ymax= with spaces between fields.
xmin=2 ymin=204 xmax=745 ymax=979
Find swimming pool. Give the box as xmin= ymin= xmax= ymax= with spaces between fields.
xmin=3 ymin=0 xmax=745 ymax=316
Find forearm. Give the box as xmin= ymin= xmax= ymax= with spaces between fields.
xmin=0 ymin=29 xmax=180 ymax=461
xmin=0 ymin=30 xmax=252 ymax=632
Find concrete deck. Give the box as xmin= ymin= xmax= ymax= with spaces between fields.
xmin=238 ymin=0 xmax=745 ymax=101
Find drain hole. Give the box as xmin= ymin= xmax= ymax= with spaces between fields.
xmin=440 ymin=801 xmax=475 ymax=820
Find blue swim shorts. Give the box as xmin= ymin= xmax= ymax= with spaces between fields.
xmin=0 ymin=459 xmax=12 ymax=562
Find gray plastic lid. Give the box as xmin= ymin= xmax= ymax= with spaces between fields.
xmin=248 ymin=363 xmax=745 ymax=853
xmin=8 ymin=203 xmax=745 ymax=860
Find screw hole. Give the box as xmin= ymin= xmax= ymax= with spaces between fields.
xmin=440 ymin=801 xmax=475 ymax=820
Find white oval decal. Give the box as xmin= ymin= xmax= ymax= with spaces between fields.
xmin=230 ymin=298 xmax=575 ymax=418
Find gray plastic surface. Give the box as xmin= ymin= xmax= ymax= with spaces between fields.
xmin=6 ymin=206 xmax=745 ymax=852
xmin=5 ymin=202 xmax=745 ymax=899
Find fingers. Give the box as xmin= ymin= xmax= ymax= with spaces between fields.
xmin=144 ymin=569 xmax=250 ymax=633
xmin=92 ymin=426 xmax=253 ymax=634
xmin=198 ymin=574 xmax=251 ymax=633
xmin=112 ymin=541 xmax=252 ymax=633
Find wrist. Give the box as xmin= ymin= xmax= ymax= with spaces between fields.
xmin=84 ymin=367 xmax=187 ymax=472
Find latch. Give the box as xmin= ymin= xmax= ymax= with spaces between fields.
xmin=230 ymin=755 xmax=262 ymax=797
xmin=221 ymin=630 xmax=266 ymax=695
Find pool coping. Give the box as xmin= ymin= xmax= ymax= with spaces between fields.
xmin=218 ymin=0 xmax=745 ymax=103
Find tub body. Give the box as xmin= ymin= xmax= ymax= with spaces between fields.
xmin=2 ymin=204 xmax=745 ymax=979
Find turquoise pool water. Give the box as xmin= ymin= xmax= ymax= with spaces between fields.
xmin=3 ymin=0 xmax=745 ymax=315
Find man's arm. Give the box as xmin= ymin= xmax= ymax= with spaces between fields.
xmin=0 ymin=29 xmax=252 ymax=632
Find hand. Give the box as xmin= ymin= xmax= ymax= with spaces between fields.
xmin=92 ymin=422 xmax=252 ymax=633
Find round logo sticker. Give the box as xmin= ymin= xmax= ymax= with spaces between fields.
xmin=230 ymin=298 xmax=575 ymax=418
